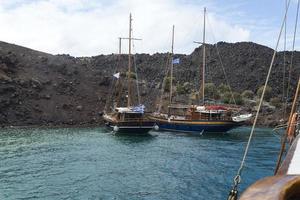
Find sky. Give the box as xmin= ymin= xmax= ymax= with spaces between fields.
xmin=0 ymin=0 xmax=298 ymax=56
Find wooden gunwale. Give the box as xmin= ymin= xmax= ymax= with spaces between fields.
xmin=240 ymin=134 xmax=300 ymax=200
xmin=277 ymin=134 xmax=300 ymax=175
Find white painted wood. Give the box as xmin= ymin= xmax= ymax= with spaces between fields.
xmin=288 ymin=138 xmax=300 ymax=174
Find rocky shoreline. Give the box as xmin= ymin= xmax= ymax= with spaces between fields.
xmin=0 ymin=41 xmax=298 ymax=128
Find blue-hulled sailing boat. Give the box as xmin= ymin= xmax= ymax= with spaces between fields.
xmin=150 ymin=8 xmax=251 ymax=134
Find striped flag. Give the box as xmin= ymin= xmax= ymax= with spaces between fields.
xmin=172 ymin=58 xmax=180 ymax=64
xmin=132 ymin=104 xmax=145 ymax=113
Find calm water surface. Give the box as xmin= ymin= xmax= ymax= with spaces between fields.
xmin=0 ymin=127 xmax=281 ymax=200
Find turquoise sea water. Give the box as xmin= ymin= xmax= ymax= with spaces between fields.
xmin=0 ymin=127 xmax=280 ymax=200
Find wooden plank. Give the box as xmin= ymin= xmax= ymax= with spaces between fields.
xmin=240 ymin=175 xmax=300 ymax=200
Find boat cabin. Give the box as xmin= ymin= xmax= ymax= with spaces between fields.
xmin=114 ymin=107 xmax=145 ymax=122
xmin=167 ymin=104 xmax=233 ymax=121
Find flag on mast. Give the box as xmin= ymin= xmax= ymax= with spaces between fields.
xmin=172 ymin=58 xmax=180 ymax=64
xmin=113 ymin=72 xmax=120 ymax=79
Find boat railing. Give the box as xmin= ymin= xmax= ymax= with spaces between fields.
xmin=119 ymin=117 xmax=150 ymax=122
xmin=198 ymin=115 xmax=231 ymax=121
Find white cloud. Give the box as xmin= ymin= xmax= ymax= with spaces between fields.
xmin=0 ymin=0 xmax=251 ymax=56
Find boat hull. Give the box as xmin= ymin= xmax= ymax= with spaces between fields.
xmin=103 ymin=116 xmax=154 ymax=134
xmin=105 ymin=122 xmax=154 ymax=134
xmin=150 ymin=116 xmax=241 ymax=133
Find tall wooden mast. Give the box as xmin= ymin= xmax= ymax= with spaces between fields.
xmin=169 ymin=25 xmax=175 ymax=107
xmin=118 ymin=37 xmax=122 ymax=55
xmin=117 ymin=14 xmax=141 ymax=108
xmin=116 ymin=37 xmax=123 ymax=108
xmin=127 ymin=13 xmax=132 ymax=107
xmin=202 ymin=7 xmax=206 ymax=104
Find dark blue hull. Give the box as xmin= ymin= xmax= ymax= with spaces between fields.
xmin=104 ymin=121 xmax=154 ymax=134
xmin=157 ymin=123 xmax=239 ymax=133
xmin=105 ymin=124 xmax=153 ymax=134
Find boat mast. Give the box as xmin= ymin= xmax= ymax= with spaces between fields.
xmin=127 ymin=13 xmax=132 ymax=107
xmin=169 ymin=25 xmax=175 ymax=105
xmin=168 ymin=25 xmax=175 ymax=114
xmin=119 ymin=37 xmax=122 ymax=55
xmin=115 ymin=37 xmax=123 ymax=108
xmin=202 ymin=7 xmax=206 ymax=104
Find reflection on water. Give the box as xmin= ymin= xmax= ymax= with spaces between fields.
xmin=0 ymin=127 xmax=280 ymax=200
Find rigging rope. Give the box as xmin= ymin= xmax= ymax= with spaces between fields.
xmin=132 ymin=38 xmax=141 ymax=105
xmin=285 ymin=0 xmax=300 ymax=118
xmin=104 ymin=47 xmax=122 ymax=112
xmin=157 ymin=54 xmax=172 ymax=113
xmin=228 ymin=1 xmax=291 ymax=199
xmin=104 ymin=75 xmax=118 ymax=112
xmin=275 ymin=77 xmax=300 ymax=174
xmin=206 ymin=15 xmax=237 ymax=105
xmin=283 ymin=0 xmax=288 ymax=119
xmin=82 ymin=51 xmax=120 ymax=112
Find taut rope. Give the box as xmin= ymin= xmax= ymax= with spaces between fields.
xmin=284 ymin=0 xmax=300 ymax=120
xmin=206 ymin=16 xmax=237 ymax=105
xmin=132 ymin=39 xmax=141 ymax=105
xmin=275 ymin=77 xmax=300 ymax=174
xmin=228 ymin=1 xmax=291 ymax=199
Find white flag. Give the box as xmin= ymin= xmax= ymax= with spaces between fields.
xmin=113 ymin=72 xmax=120 ymax=79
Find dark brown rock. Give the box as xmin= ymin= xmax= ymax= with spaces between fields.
xmin=0 ymin=40 xmax=297 ymax=127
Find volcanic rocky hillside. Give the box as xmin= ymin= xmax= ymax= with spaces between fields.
xmin=0 ymin=41 xmax=299 ymax=127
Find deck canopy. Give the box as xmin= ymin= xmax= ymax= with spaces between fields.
xmin=115 ymin=105 xmax=145 ymax=114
